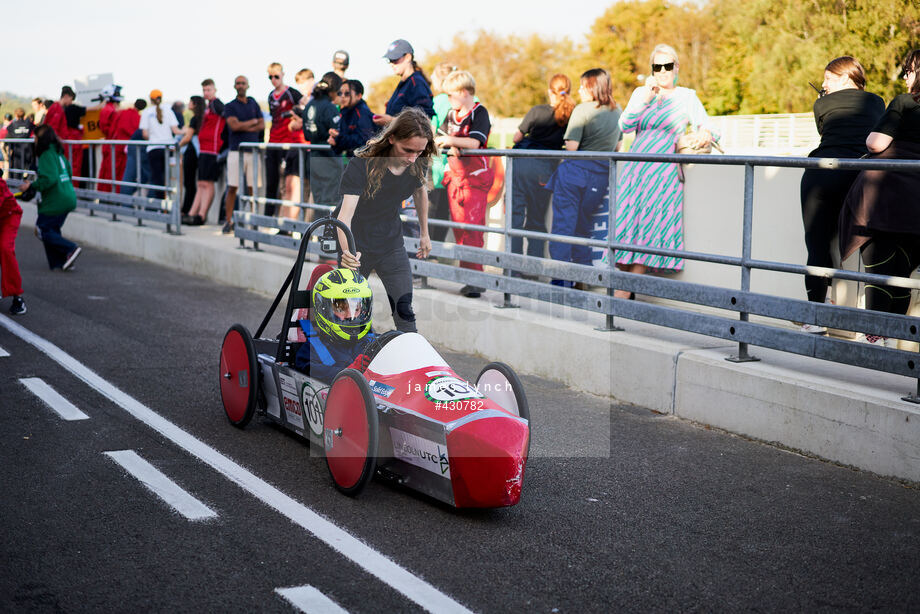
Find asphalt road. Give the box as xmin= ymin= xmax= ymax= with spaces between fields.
xmin=1 ymin=236 xmax=919 ymax=613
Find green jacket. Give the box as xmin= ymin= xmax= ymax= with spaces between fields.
xmin=33 ymin=146 xmax=77 ymax=216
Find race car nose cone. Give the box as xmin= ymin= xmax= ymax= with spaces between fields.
xmin=446 ymin=416 xmax=529 ymax=508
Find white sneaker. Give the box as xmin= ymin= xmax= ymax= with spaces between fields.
xmin=801 ymin=323 xmax=827 ymax=334
xmin=858 ymin=333 xmax=896 ymax=348
xmin=63 ymin=247 xmax=82 ymax=271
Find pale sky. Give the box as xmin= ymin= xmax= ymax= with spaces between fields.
xmin=8 ymin=0 xmax=605 ymax=105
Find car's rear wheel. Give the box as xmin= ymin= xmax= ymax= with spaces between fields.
xmin=219 ymin=324 xmax=259 ymax=428
xmin=323 ymin=369 xmax=378 ymax=496
xmin=475 ymin=362 xmax=530 ymax=421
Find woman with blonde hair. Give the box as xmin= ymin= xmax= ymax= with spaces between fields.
xmin=512 ymin=73 xmax=576 ymax=258
xmin=613 ymin=44 xmax=716 ymax=297
xmin=335 ymin=107 xmax=437 ymax=332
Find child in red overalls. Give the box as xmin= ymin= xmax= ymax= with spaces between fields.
xmin=0 ymin=173 xmax=25 ymax=315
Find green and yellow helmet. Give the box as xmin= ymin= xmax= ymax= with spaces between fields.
xmin=311 ymin=268 xmax=373 ymax=344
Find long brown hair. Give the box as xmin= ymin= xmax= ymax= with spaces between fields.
xmin=549 ymin=74 xmax=575 ymax=126
xmin=581 ymin=68 xmax=615 ymax=109
xmin=903 ymin=49 xmax=920 ymax=98
xmin=825 ymin=56 xmax=867 ymax=90
xmin=355 ymin=107 xmax=436 ymax=197
xmin=153 ymin=96 xmax=163 ymax=124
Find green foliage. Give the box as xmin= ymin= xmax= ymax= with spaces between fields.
xmin=0 ymin=92 xmax=39 ymax=122
xmin=705 ymin=0 xmax=920 ymax=113
xmin=367 ymin=30 xmax=580 ymax=117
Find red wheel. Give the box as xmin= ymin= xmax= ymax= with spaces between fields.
xmin=323 ymin=369 xmax=378 ymax=496
xmin=219 ymin=324 xmax=258 ymax=428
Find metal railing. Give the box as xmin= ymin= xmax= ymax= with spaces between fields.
xmin=229 ymin=144 xmax=920 ymax=402
xmin=2 ymin=137 xmax=183 ymax=233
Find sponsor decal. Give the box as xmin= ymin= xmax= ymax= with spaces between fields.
xmin=389 ymin=428 xmax=450 ymax=477
xmin=279 ymin=373 xmax=304 ymax=430
xmin=368 ymin=379 xmax=395 ymax=399
xmin=424 ymin=376 xmax=485 ymax=403
xmin=342 ymin=287 xmax=361 ymax=295
xmin=301 ymin=382 xmax=328 ymax=437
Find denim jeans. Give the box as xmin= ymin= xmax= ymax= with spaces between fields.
xmin=36 ymin=213 xmax=78 ymax=269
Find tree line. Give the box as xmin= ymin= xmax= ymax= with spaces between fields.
xmin=366 ymin=0 xmax=920 ymax=117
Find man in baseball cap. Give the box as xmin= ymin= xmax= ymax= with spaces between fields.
xmin=332 ymin=50 xmax=349 ymax=78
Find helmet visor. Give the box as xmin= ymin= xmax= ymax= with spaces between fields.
xmin=330 ymin=297 xmax=370 ymax=325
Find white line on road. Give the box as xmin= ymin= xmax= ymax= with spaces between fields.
xmin=0 ymin=314 xmax=473 ymax=614
xmin=104 ymin=450 xmax=217 ymax=521
xmin=275 ymin=585 xmax=349 ymax=614
xmin=0 ymin=345 xmax=9 ymax=357
xmin=19 ymin=377 xmax=89 ymax=421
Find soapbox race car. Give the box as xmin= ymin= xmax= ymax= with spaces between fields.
xmin=218 ymin=218 xmax=531 ymax=507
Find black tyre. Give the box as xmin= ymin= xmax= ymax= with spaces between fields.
xmin=475 ymin=361 xmax=530 ymax=421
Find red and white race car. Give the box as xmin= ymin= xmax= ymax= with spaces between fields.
xmin=219 ymin=218 xmax=531 ymax=507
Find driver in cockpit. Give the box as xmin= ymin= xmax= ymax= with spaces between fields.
xmin=295 ymin=268 xmax=377 ymax=381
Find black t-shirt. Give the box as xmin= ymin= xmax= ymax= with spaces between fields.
xmin=7 ymin=119 xmax=33 ymax=139
xmin=188 ymin=114 xmax=201 ymax=134
xmin=336 ymin=156 xmax=423 ymax=252
xmin=302 ymin=97 xmax=340 ymax=158
xmin=517 ymin=104 xmax=566 ymax=150
xmin=873 ymin=93 xmax=920 ymax=143
xmin=64 ymin=104 xmax=86 ymax=130
xmin=810 ymin=89 xmax=885 ymax=156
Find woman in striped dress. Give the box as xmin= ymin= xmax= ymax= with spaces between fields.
xmin=614 ymin=44 xmax=714 ymax=298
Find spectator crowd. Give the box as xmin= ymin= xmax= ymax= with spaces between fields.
xmin=2 ymin=41 xmax=919 ymax=347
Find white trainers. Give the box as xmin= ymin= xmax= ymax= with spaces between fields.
xmin=801 ymin=323 xmax=827 ymax=334
xmin=63 ymin=247 xmax=82 ymax=271
xmin=858 ymin=333 xmax=896 ymax=348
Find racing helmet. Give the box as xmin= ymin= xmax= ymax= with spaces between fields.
xmin=311 ymin=268 xmax=373 ymax=344
xmin=100 ymin=84 xmax=123 ymax=102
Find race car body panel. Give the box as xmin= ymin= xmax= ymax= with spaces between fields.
xmin=253 ymin=333 xmax=529 ymax=507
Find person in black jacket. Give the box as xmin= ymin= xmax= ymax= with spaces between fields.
xmin=330 ymin=80 xmax=375 ymax=158
xmin=302 ymin=72 xmax=344 ymax=206
xmin=799 ymin=56 xmax=884 ymax=333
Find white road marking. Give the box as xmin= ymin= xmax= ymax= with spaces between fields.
xmin=0 ymin=345 xmax=9 ymax=357
xmin=275 ymin=585 xmax=349 ymax=614
xmin=0 ymin=314 xmax=473 ymax=614
xmin=104 ymin=450 xmax=217 ymax=521
xmin=19 ymin=377 xmax=89 ymax=421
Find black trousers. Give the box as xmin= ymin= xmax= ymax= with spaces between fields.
xmin=181 ymin=146 xmax=198 ymax=215
xmin=800 ymin=167 xmax=860 ymax=302
xmin=359 ymin=244 xmax=417 ymax=333
xmin=861 ymin=232 xmax=920 ymax=316
xmin=428 ymin=188 xmax=450 ymax=243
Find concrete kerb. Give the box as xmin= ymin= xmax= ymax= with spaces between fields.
xmin=16 ymin=202 xmax=920 ymax=483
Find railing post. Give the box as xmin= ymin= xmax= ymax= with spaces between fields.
xmin=252 ymin=145 xmax=261 ymax=251
xmin=727 ymin=163 xmax=760 ymax=362
xmin=173 ymin=145 xmax=182 ymax=234
xmin=496 ymin=155 xmax=518 ymax=309
xmin=597 ymin=157 xmax=623 ymax=332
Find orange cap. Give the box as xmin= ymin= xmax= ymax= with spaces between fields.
xmin=149 ymin=89 xmax=163 ymax=100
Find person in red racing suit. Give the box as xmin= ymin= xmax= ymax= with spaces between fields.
xmin=96 ymin=85 xmax=123 ymax=193
xmin=0 ymin=174 xmax=25 ymax=315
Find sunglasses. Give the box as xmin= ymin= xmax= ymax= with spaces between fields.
xmin=388 ymin=56 xmax=404 ymax=65
xmin=268 ymin=74 xmax=282 ymax=80
xmin=652 ymin=62 xmax=675 ymax=73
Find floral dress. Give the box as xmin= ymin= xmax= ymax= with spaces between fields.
xmin=614 ymin=86 xmax=713 ymax=272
